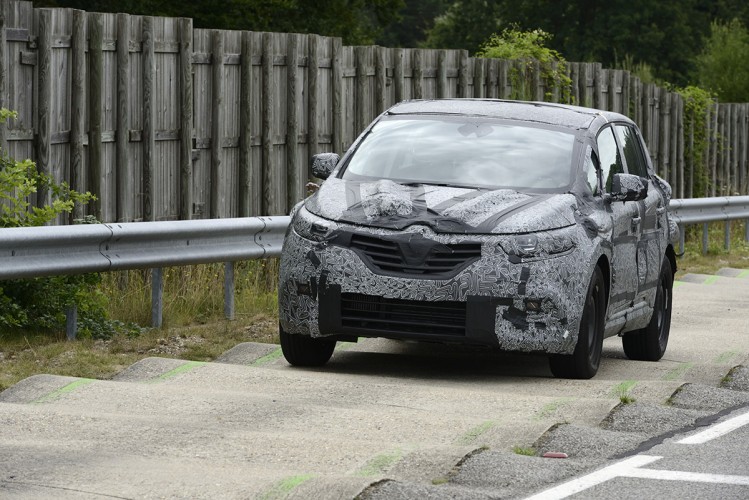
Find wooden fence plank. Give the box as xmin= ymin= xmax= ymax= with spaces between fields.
xmin=437 ymin=50 xmax=447 ymax=98
xmin=531 ymin=60 xmax=542 ymax=101
xmin=142 ymin=16 xmax=155 ymax=221
xmin=239 ymin=30 xmax=253 ymax=216
xmin=35 ymin=9 xmax=52 ymax=210
xmin=332 ymin=37 xmax=342 ymax=153
xmin=741 ymin=104 xmax=748 ymax=194
xmin=474 ymin=57 xmax=485 ymax=98
xmin=261 ymin=32 xmax=275 ymax=213
xmin=88 ymin=13 xmax=103 ymax=219
xmin=487 ymin=58 xmax=498 ymax=99
xmin=731 ymin=103 xmax=738 ymax=194
xmin=287 ymin=33 xmax=302 ymax=209
xmin=116 ymin=13 xmax=131 ymax=221
xmin=393 ymin=48 xmax=404 ymax=102
xmin=498 ymin=60 xmax=511 ymax=99
xmin=710 ymin=102 xmax=718 ymax=196
xmin=70 ymin=9 xmax=85 ymax=220
xmin=375 ymin=46 xmax=386 ymax=113
xmin=459 ymin=50 xmax=469 ymax=98
xmin=0 ymin=13 xmax=7 ymax=152
xmin=178 ymin=17 xmax=193 ymax=220
xmin=210 ymin=30 xmax=224 ymax=218
xmin=413 ymin=49 xmax=424 ymax=99
xmin=354 ymin=46 xmax=366 ymax=133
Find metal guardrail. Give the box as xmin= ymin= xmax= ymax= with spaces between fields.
xmin=0 ymin=216 xmax=289 ymax=280
xmin=668 ymin=196 xmax=749 ymax=254
xmin=0 ymin=216 xmax=289 ymax=337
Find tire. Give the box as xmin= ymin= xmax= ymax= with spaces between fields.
xmin=622 ymin=256 xmax=673 ymax=361
xmin=549 ymin=266 xmax=606 ymax=379
xmin=279 ymin=324 xmax=336 ymax=367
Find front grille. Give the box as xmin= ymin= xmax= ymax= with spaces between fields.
xmin=341 ymin=293 xmax=466 ymax=336
xmin=349 ymin=233 xmax=481 ymax=276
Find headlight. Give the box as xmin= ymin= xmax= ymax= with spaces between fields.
xmin=292 ymin=206 xmax=333 ymax=241
xmin=500 ymin=227 xmax=576 ymax=262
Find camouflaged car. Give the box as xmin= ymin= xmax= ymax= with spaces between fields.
xmin=278 ymin=99 xmax=679 ymax=379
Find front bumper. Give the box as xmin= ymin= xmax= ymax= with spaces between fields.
xmin=279 ymin=223 xmax=591 ymax=355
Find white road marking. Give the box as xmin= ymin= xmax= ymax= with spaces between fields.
xmin=677 ymin=409 xmax=749 ymax=445
xmin=523 ymin=455 xmax=662 ymax=500
xmin=526 ymin=410 xmax=749 ymax=499
xmin=622 ymin=468 xmax=749 ymax=485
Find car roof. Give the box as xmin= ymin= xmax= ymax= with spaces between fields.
xmin=386 ymin=99 xmax=632 ymax=131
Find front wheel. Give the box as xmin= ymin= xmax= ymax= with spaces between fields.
xmin=622 ymin=256 xmax=673 ymax=361
xmin=279 ymin=324 xmax=336 ymax=367
xmin=549 ymin=266 xmax=606 ymax=379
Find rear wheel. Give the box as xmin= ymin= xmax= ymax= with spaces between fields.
xmin=279 ymin=324 xmax=336 ymax=367
xmin=623 ymin=256 xmax=673 ymax=361
xmin=549 ymin=266 xmax=606 ymax=379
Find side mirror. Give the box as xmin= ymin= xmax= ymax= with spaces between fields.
xmin=310 ymin=152 xmax=339 ymax=180
xmin=606 ymin=173 xmax=648 ymax=203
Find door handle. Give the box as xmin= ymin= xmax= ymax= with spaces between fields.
xmin=631 ymin=217 xmax=642 ymax=228
xmin=656 ymin=207 xmax=666 ymax=215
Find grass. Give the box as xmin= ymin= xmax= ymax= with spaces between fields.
xmin=612 ymin=380 xmax=638 ymax=404
xmin=0 ymin=259 xmax=280 ymax=392
xmin=512 ymin=446 xmax=536 ymax=456
xmin=2 ymin=221 xmax=749 ymax=393
xmin=674 ymin=221 xmax=749 ymax=278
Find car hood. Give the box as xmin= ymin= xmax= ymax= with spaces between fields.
xmin=305 ymin=178 xmax=577 ymax=234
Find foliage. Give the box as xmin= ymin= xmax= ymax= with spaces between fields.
xmin=615 ymin=54 xmax=659 ymax=85
xmin=34 ymin=0 xmax=404 ymax=45
xmin=676 ymin=86 xmax=716 ymax=197
xmin=422 ymin=0 xmax=749 ymax=87
xmin=423 ymin=0 xmax=503 ymax=51
xmin=696 ymin=19 xmax=749 ymax=102
xmin=476 ymin=28 xmax=572 ymax=102
xmin=377 ymin=0 xmax=449 ymax=48
xmin=0 ymin=108 xmax=138 ymax=338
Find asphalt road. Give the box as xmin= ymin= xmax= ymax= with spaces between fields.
xmin=1 ymin=268 xmax=748 ymax=499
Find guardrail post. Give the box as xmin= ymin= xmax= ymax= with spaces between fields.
xmin=725 ymin=222 xmax=731 ymax=251
xmin=151 ymin=268 xmax=163 ymax=328
xmin=702 ymin=223 xmax=709 ymax=255
xmin=65 ymin=306 xmax=77 ymax=341
xmin=678 ymin=224 xmax=685 ymax=255
xmin=745 ymin=219 xmax=749 ymax=243
xmin=224 ymin=261 xmax=235 ymax=320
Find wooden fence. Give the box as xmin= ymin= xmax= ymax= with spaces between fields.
xmin=1 ymin=0 xmax=748 ymax=222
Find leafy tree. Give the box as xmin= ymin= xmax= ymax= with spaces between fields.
xmin=424 ymin=0 xmax=503 ymax=51
xmin=695 ymin=19 xmax=749 ymax=102
xmin=422 ymin=0 xmax=719 ymax=86
xmin=377 ymin=0 xmax=449 ymax=48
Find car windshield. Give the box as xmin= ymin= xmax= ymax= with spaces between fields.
xmin=341 ymin=116 xmax=576 ymax=190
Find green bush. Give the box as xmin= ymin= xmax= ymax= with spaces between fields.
xmin=477 ymin=28 xmax=572 ymax=102
xmin=0 ymin=108 xmax=139 ymax=338
xmin=676 ymin=86 xmax=716 ymax=197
